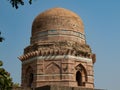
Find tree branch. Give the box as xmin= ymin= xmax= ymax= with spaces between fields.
xmin=8 ymin=0 xmax=32 ymax=9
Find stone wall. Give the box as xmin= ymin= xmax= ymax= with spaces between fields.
xmin=12 ymin=87 xmax=30 ymax=90
xmin=12 ymin=85 xmax=104 ymax=90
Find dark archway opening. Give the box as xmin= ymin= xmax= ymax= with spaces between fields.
xmin=28 ymin=73 xmax=34 ymax=87
xmin=76 ymin=71 xmax=82 ymax=86
xmin=25 ymin=66 xmax=34 ymax=88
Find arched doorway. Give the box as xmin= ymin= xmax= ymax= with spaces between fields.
xmin=75 ymin=64 xmax=87 ymax=86
xmin=25 ymin=66 xmax=34 ymax=88
xmin=76 ymin=71 xmax=82 ymax=86
xmin=28 ymin=73 xmax=34 ymax=87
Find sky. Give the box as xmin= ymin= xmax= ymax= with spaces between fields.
xmin=0 ymin=0 xmax=120 ymax=90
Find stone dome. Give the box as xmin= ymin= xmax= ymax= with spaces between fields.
xmin=31 ymin=7 xmax=85 ymax=44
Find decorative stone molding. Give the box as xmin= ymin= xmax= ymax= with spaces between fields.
xmin=19 ymin=41 xmax=95 ymax=62
xmin=22 ymin=55 xmax=93 ymax=64
xmin=26 ymin=41 xmax=91 ymax=53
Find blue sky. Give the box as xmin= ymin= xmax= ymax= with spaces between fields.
xmin=0 ymin=0 xmax=120 ymax=90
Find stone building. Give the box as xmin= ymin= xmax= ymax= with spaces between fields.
xmin=19 ymin=7 xmax=96 ymax=89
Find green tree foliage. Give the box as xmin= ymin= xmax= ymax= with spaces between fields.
xmin=0 ymin=61 xmax=13 ymax=90
xmin=12 ymin=82 xmax=20 ymax=88
xmin=8 ymin=0 xmax=32 ymax=9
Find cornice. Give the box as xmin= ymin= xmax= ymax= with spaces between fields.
xmin=18 ymin=41 xmax=96 ymax=64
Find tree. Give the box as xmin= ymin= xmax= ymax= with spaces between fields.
xmin=0 ymin=32 xmax=4 ymax=42
xmin=8 ymin=0 xmax=33 ymax=9
xmin=12 ymin=82 xmax=20 ymax=88
xmin=0 ymin=61 xmax=13 ymax=90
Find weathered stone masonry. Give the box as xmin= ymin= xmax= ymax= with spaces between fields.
xmin=19 ymin=7 xmax=96 ymax=89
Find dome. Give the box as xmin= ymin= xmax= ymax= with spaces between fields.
xmin=31 ymin=7 xmax=85 ymax=44
xmin=35 ymin=7 xmax=80 ymax=19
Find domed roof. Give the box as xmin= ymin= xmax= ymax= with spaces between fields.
xmin=32 ymin=7 xmax=84 ymax=33
xmin=31 ymin=7 xmax=85 ymax=44
xmin=35 ymin=7 xmax=80 ymax=19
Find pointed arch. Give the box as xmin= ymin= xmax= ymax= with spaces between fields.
xmin=75 ymin=64 xmax=87 ymax=86
xmin=26 ymin=66 xmax=33 ymax=73
xmin=45 ymin=62 xmax=61 ymax=74
xmin=25 ymin=66 xmax=34 ymax=87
